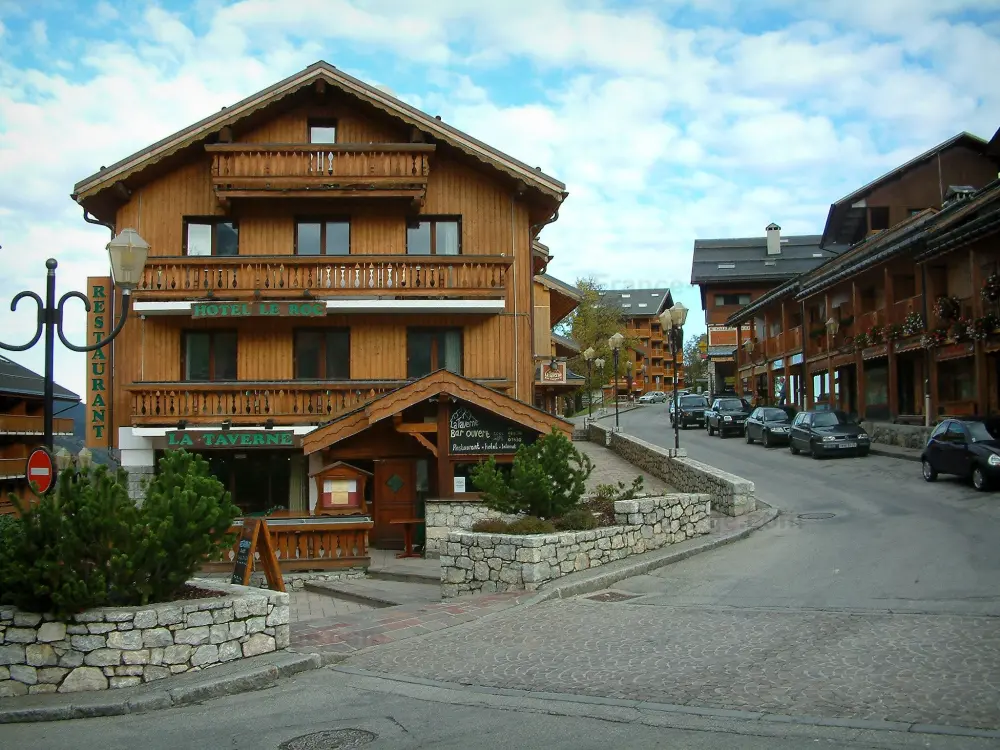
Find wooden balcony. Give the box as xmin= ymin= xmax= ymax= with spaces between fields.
xmin=783 ymin=326 xmax=802 ymax=354
xmin=0 ymin=414 xmax=74 ymax=436
xmin=205 ymin=143 xmax=434 ymax=202
xmin=0 ymin=458 xmax=26 ymax=480
xmin=135 ymin=255 xmax=512 ymax=301
xmin=890 ymin=296 xmax=922 ymax=326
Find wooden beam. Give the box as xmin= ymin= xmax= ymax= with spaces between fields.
xmin=436 ymin=395 xmax=451 ymax=498
xmin=315 ymin=79 xmax=327 ymax=95
xmin=408 ymin=432 xmax=438 ymax=457
xmin=395 ymin=423 xmax=438 ymax=434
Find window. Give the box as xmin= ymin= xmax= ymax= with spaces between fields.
xmin=308 ymin=119 xmax=337 ymax=144
xmin=407 ymin=329 xmax=462 ymax=377
xmin=714 ymin=294 xmax=751 ymax=307
xmin=945 ymin=423 xmax=968 ymax=444
xmin=183 ymin=331 xmax=237 ymax=381
xmin=621 ymin=294 xmax=631 ymax=298
xmin=869 ymin=207 xmax=890 ymax=231
xmin=184 ymin=219 xmax=239 ymax=256
xmin=406 ymin=218 xmax=460 ymax=255
xmin=294 ymin=329 xmax=350 ymax=379
xmin=295 ymin=219 xmax=350 ymax=255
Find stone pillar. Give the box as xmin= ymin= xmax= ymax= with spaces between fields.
xmin=118 ymin=427 xmax=156 ymax=504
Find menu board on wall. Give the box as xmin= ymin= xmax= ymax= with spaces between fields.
xmin=449 ymin=406 xmax=529 ymax=455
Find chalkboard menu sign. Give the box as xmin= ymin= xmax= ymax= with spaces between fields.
xmin=230 ymin=518 xmax=285 ymax=592
xmin=449 ymin=406 xmax=529 ymax=455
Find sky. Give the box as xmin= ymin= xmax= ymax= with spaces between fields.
xmin=1 ymin=0 xmax=999 ymax=399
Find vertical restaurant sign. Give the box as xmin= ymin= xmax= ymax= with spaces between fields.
xmin=86 ymin=277 xmax=112 ymax=448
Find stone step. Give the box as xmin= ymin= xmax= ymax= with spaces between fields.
xmin=305 ymin=578 xmax=442 ymax=608
xmin=367 ymin=568 xmax=441 ymax=586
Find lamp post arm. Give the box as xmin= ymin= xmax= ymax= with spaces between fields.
xmin=56 ymin=289 xmax=132 ymax=353
xmin=0 ymin=291 xmax=45 ymax=352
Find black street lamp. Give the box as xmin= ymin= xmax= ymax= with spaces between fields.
xmin=659 ymin=302 xmax=689 ymax=451
xmin=594 ymin=358 xmax=605 ymax=413
xmin=0 ymin=229 xmax=149 ymax=450
xmin=608 ymin=332 xmax=624 ymax=428
xmin=583 ymin=346 xmax=596 ymax=420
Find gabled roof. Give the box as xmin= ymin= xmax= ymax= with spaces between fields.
xmin=551 ymin=332 xmax=580 ymax=354
xmin=918 ymin=179 xmax=1000 ymax=260
xmin=989 ymin=126 xmax=1000 ymax=157
xmin=537 ymin=273 xmax=581 ymax=325
xmin=691 ymin=234 xmax=843 ymax=285
xmin=598 ymin=288 xmax=673 ymax=317
xmin=302 ymin=369 xmax=571 ymax=455
xmin=72 ymin=60 xmax=566 ymax=208
xmin=0 ymin=355 xmax=79 ymax=401
xmin=819 ymin=132 xmax=991 ymax=248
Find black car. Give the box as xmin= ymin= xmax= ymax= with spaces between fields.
xmin=706 ymin=397 xmax=752 ymax=437
xmin=921 ymin=418 xmax=1000 ymax=491
xmin=671 ymin=394 xmax=709 ymax=429
xmin=744 ymin=407 xmax=792 ymax=447
xmin=788 ymin=410 xmax=870 ymax=458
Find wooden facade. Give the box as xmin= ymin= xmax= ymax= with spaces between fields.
xmin=72 ymin=61 xmax=569 ymax=549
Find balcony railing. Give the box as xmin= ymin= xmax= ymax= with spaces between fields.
xmin=854 ymin=309 xmax=882 ymax=333
xmin=205 ymin=143 xmax=434 ymax=199
xmin=127 ymin=379 xmax=512 ymax=426
xmin=136 ymin=255 xmax=512 ymax=300
xmin=0 ymin=458 xmax=26 ymax=480
xmin=783 ymin=326 xmax=802 ymax=354
xmin=0 ymin=414 xmax=74 ymax=436
xmin=891 ymin=296 xmax=922 ymax=326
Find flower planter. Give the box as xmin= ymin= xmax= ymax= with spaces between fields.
xmin=0 ymin=579 xmax=288 ymax=697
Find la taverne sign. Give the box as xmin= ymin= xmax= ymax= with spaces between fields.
xmin=166 ymin=430 xmax=296 ymax=449
xmin=192 ymin=301 xmax=325 ymax=319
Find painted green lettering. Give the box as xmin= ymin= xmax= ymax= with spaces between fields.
xmin=208 ymin=305 xmax=219 ymax=316
xmin=91 ymin=378 xmax=105 ymax=391
xmin=93 ymin=300 xmax=106 ymax=314
xmin=92 ymin=286 xmax=106 ymax=299
xmin=93 ymin=348 xmax=106 ymax=361
xmin=93 ymin=425 xmax=104 ymax=438
xmin=94 ymin=315 xmax=104 ymax=328
xmin=280 ymin=433 xmax=293 ymax=444
xmin=266 ymin=434 xmax=279 ymax=445
xmin=91 ymin=362 xmax=105 ymax=376
xmin=93 ymin=394 xmax=106 ymax=407
xmin=91 ymin=409 xmax=105 ymax=423
xmin=253 ymin=434 xmax=265 ymax=445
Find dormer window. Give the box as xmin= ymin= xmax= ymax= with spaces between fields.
xmin=638 ymin=303 xmax=648 ymax=308
xmin=309 ymin=119 xmax=337 ymax=144
xmin=621 ymin=294 xmax=631 ymax=298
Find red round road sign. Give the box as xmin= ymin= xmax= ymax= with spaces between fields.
xmin=26 ymin=447 xmax=56 ymax=495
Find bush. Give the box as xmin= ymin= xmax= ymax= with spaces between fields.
xmin=504 ymin=517 xmax=557 ymax=535
xmin=0 ymin=450 xmax=239 ymax=618
xmin=553 ymin=508 xmax=599 ymax=531
xmin=594 ymin=476 xmax=645 ymax=503
xmin=580 ymin=497 xmax=617 ymax=526
xmin=470 ymin=429 xmax=594 ymax=519
xmin=470 ymin=518 xmax=511 ymax=534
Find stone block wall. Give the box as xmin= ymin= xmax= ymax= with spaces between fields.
xmin=0 ymin=579 xmax=288 ymax=697
xmin=440 ymin=493 xmax=711 ymax=597
xmin=424 ymin=499 xmax=519 ymax=558
xmin=862 ymin=421 xmax=933 ymax=449
xmin=589 ymin=423 xmax=756 ymax=516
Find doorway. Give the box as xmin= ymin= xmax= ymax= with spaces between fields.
xmin=371 ymin=459 xmax=417 ymax=549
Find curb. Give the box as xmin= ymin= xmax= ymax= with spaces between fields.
xmin=0 ymin=652 xmax=320 ymax=724
xmin=870 ymin=446 xmax=921 ymax=462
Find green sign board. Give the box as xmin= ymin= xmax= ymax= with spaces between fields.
xmin=192 ymin=301 xmax=326 ymax=319
xmin=165 ymin=431 xmax=296 ymax=449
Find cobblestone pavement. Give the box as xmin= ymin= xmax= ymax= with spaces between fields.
xmin=574 ymin=440 xmax=673 ymax=495
xmin=345 ymin=598 xmax=1000 ymax=729
xmin=289 ymin=590 xmax=375 ymax=623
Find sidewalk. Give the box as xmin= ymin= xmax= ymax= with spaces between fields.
xmin=869 ymin=442 xmax=921 ymax=462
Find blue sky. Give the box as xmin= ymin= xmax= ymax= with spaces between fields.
xmin=1 ymin=0 xmax=999 ymax=397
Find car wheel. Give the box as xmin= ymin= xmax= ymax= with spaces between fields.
xmin=921 ymin=459 xmax=937 ymax=482
xmin=745 ymin=429 xmax=753 ymax=444
xmin=762 ymin=431 xmax=770 ymax=448
xmin=810 ymin=441 xmax=822 ymax=459
xmin=789 ymin=442 xmax=800 ymax=455
xmin=972 ymin=465 xmax=989 ymax=491
xmin=719 ymin=427 xmax=726 ymax=438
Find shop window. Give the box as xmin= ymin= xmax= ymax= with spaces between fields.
xmin=182 ymin=331 xmax=237 ymax=381
xmin=308 ymin=119 xmax=337 ymax=144
xmin=406 ymin=328 xmax=463 ymax=377
xmin=864 ymin=364 xmax=889 ymax=406
xmin=406 ymin=217 xmax=460 ymax=255
xmin=295 ymin=219 xmax=350 ymax=255
xmin=184 ymin=219 xmax=239 ymax=256
xmin=714 ymin=293 xmax=751 ymax=307
xmin=937 ymin=359 xmax=975 ymax=402
xmin=294 ymin=329 xmax=350 ymax=379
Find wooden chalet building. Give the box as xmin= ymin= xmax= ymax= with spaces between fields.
xmin=0 ymin=356 xmax=78 ymax=513
xmin=71 ymin=61 xmax=572 ymax=554
xmin=727 ymin=130 xmax=1000 ymax=422
xmin=690 ymin=226 xmax=843 ymax=396
xmin=597 ymin=288 xmax=682 ymax=396
xmin=532 ymin=267 xmax=584 ymax=414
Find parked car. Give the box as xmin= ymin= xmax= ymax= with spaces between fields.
xmin=671 ymin=394 xmax=709 ymax=429
xmin=788 ymin=410 xmax=870 ymax=458
xmin=744 ymin=407 xmax=792 ymax=447
xmin=638 ymin=391 xmax=667 ymax=404
xmin=921 ymin=418 xmax=1000 ymax=491
xmin=706 ymin=397 xmax=752 ymax=437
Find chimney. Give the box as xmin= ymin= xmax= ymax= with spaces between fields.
xmin=766 ymin=223 xmax=781 ymax=256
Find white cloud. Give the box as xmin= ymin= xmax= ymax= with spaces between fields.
xmin=28 ymin=18 xmax=46 ymax=46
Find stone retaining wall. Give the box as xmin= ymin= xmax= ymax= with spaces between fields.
xmin=862 ymin=421 xmax=933 ymax=449
xmin=588 ymin=423 xmax=756 ymax=516
xmin=0 ymin=579 xmax=288 ymax=697
xmin=424 ymin=499 xmax=519 ymax=558
xmin=441 ymin=493 xmax=711 ymax=597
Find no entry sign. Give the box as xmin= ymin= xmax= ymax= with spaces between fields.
xmin=26 ymin=447 xmax=55 ymax=495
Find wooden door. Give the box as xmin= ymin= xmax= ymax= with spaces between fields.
xmin=372 ymin=459 xmax=416 ymax=549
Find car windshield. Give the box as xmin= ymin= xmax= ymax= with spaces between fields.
xmin=718 ymin=399 xmax=746 ymax=410
xmin=966 ymin=421 xmax=1000 ymax=442
xmin=680 ymin=396 xmax=705 ymax=407
xmin=812 ymin=411 xmax=852 ymax=427
xmin=762 ymin=408 xmax=789 ymax=422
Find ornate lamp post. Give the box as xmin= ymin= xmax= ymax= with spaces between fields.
xmin=659 ymin=302 xmax=689 ymax=450
xmin=583 ymin=347 xmax=596 ymax=420
xmin=594 ymin=357 xmax=605 ymax=413
xmin=608 ymin=332 xmax=625 ymax=428
xmin=0 ymin=229 xmax=149 ymax=449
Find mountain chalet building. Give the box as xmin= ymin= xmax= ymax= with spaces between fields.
xmin=72 ymin=60 xmax=577 ymax=551
xmin=598 ymin=288 xmax=682 ymax=397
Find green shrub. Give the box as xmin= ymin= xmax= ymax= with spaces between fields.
xmin=504 ymin=517 xmax=557 ymax=535
xmin=580 ymin=497 xmax=617 ymax=526
xmin=553 ymin=508 xmax=599 ymax=531
xmin=470 ymin=518 xmax=511 ymax=534
xmin=470 ymin=429 xmax=594 ymax=520
xmin=594 ymin=476 xmax=645 ymax=503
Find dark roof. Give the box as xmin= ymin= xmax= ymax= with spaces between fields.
xmin=707 ymin=345 xmax=736 ymax=358
xmin=0 ymin=355 xmax=80 ymax=401
xmin=987 ymin=126 xmax=1000 ymax=157
xmin=598 ymin=288 xmax=673 ymax=317
xmin=538 ymin=273 xmax=581 ymax=300
xmin=551 ymin=333 xmax=580 ymax=352
xmin=918 ymin=179 xmax=1000 ymax=260
xmin=691 ymin=234 xmax=843 ymax=284
xmin=819 ymin=132 xmax=991 ymax=248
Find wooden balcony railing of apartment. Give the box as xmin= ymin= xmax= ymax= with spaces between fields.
xmin=782 ymin=326 xmax=803 ymax=353
xmin=854 ymin=309 xmax=882 ymax=333
xmin=890 ymin=296 xmax=922 ymax=325
xmin=202 ymin=520 xmax=373 ymax=573
xmin=0 ymin=458 xmax=26 ymax=480
xmin=0 ymin=414 xmax=74 ymax=436
xmin=205 ymin=143 xmax=434 ymax=199
xmin=136 ymin=255 xmax=513 ymax=300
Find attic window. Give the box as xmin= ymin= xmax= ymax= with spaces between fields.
xmin=764 ymin=260 xmax=776 ymax=266
xmin=638 ymin=303 xmax=648 ymax=307
xmin=717 ymin=263 xmax=736 ymax=269
xmin=650 ymin=292 xmax=659 ymax=296
xmin=812 ymin=253 xmax=823 ymax=257
xmin=309 ymin=119 xmax=337 ymax=144
xmin=621 ymin=293 xmax=631 ymax=298
xmin=622 ymin=304 xmax=632 ymax=308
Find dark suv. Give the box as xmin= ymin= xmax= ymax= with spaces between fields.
xmin=706 ymin=397 xmax=752 ymax=437
xmin=671 ymin=394 xmax=709 ymax=429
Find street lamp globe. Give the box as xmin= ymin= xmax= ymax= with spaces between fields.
xmin=608 ymin=332 xmax=625 ymax=350
xmin=107 ymin=228 xmax=150 ymax=290
xmin=583 ymin=346 xmax=596 ymax=361
xmin=77 ymin=447 xmax=93 ymax=469
xmin=825 ymin=316 xmax=840 ymax=336
xmin=669 ymin=301 xmax=689 ymax=327
xmin=658 ymin=309 xmax=673 ymax=329
xmin=594 ymin=357 xmax=604 ymax=370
